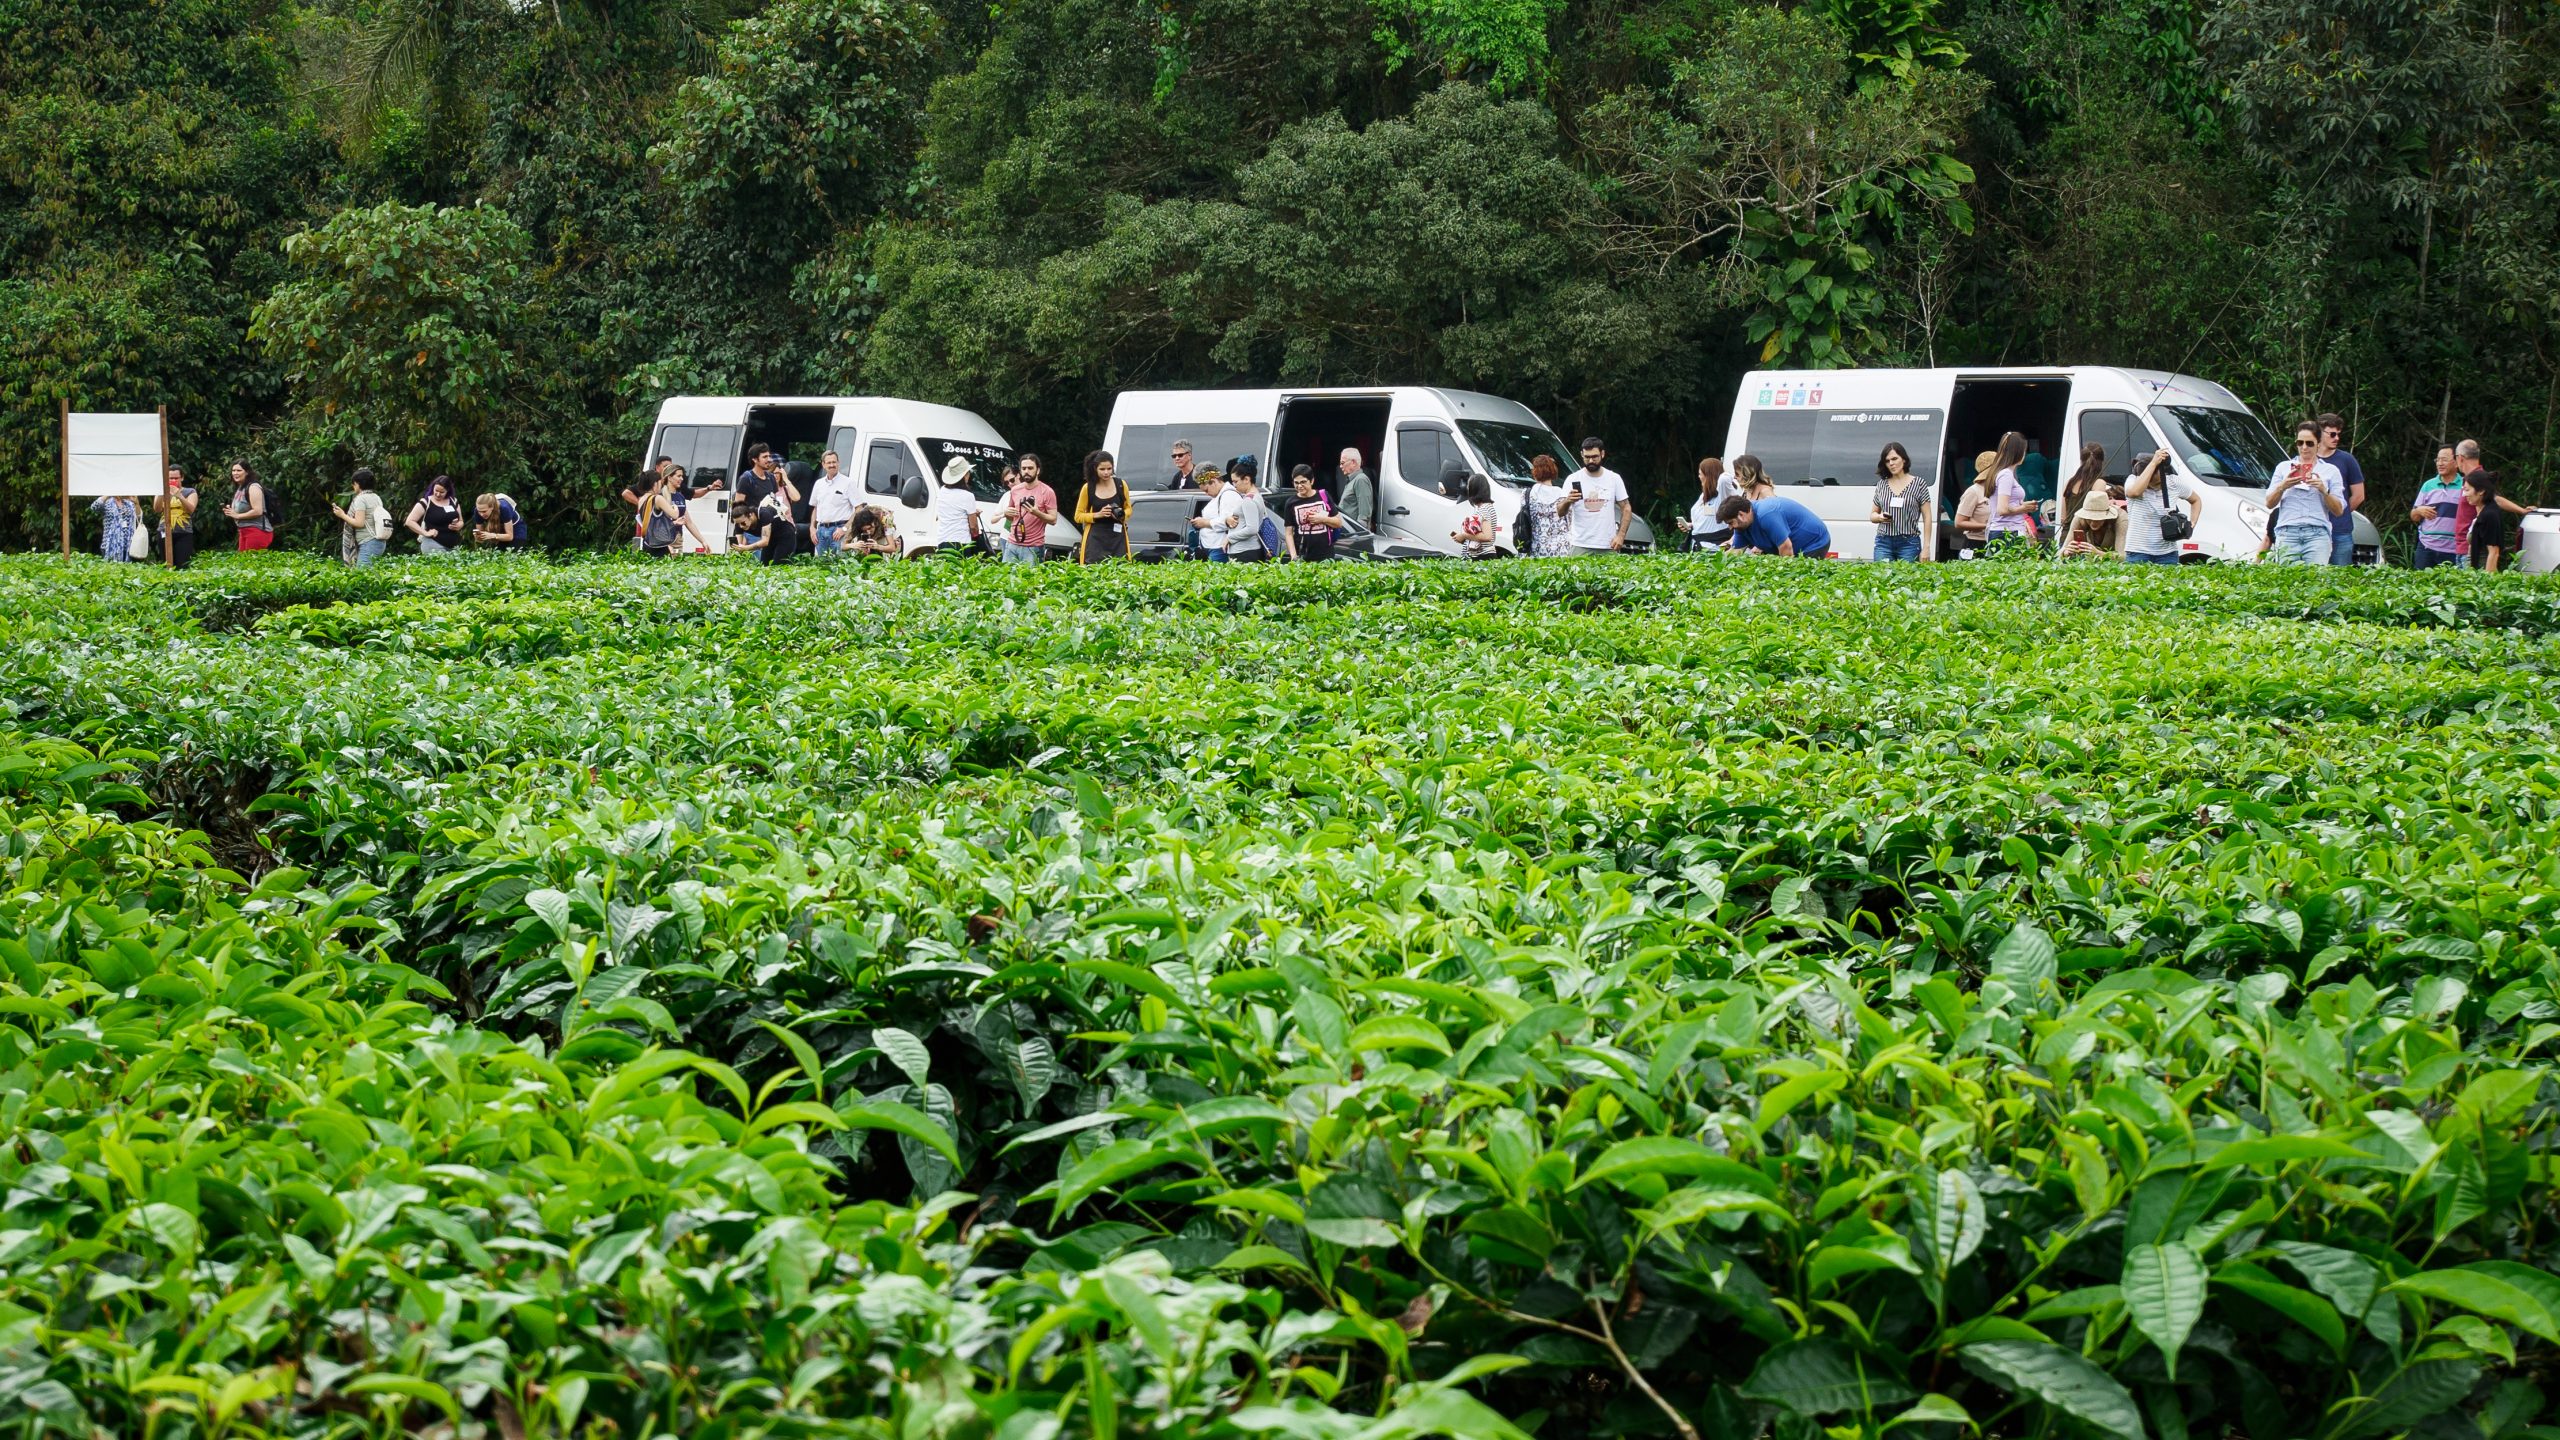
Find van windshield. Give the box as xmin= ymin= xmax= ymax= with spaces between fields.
xmin=919 ymin=437 xmax=1019 ymax=502
xmin=1457 ymin=420 xmax=1573 ymax=487
xmin=2151 ymin=405 xmax=2285 ymax=487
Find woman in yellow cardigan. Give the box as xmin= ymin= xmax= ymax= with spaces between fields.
xmin=1075 ymin=450 xmax=1131 ymax=563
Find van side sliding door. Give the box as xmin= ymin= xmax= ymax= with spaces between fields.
xmin=1388 ymin=418 xmax=1465 ymax=553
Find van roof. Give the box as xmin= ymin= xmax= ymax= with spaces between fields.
xmin=1738 ymin=366 xmax=2249 ymax=411
xmin=1108 ymin=386 xmax=1549 ymax=429
xmin=652 ymin=396 xmax=1012 ymax=444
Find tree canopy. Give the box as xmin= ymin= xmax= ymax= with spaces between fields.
xmin=4 ymin=0 xmax=2555 ymax=547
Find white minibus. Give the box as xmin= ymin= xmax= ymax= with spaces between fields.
xmin=1101 ymin=386 xmax=1658 ymax=557
xmin=1718 ymin=367 xmax=2383 ymax=563
xmin=642 ymin=396 xmax=1050 ymax=556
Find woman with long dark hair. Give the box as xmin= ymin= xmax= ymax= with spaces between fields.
xmin=2058 ymin=443 xmax=2105 ymax=526
xmin=1987 ymin=431 xmax=2036 ymax=545
xmin=1074 ymin=450 xmax=1130 ymax=563
xmin=1453 ymin=472 xmax=1499 ymax=558
xmin=2467 ymin=469 xmax=2511 ymax=572
xmin=226 ymin=462 xmax=274 ymax=551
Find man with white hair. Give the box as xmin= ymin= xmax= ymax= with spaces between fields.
xmin=1337 ymin=446 xmax=1376 ymax=528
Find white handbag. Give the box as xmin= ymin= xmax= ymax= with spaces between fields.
xmin=127 ymin=522 xmax=151 ymax=560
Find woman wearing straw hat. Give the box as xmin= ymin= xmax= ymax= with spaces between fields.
xmin=2061 ymin=482 xmax=2123 ymax=559
xmin=1951 ymin=451 xmax=1997 ymax=557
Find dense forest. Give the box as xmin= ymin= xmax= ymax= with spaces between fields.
xmin=4 ymin=0 xmax=2556 ymax=549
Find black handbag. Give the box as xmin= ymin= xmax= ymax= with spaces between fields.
xmin=2159 ymin=503 xmax=2194 ymax=543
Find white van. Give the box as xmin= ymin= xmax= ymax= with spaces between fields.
xmin=1101 ymin=387 xmax=1658 ymax=557
xmin=1718 ymin=367 xmax=2384 ymax=564
xmin=643 ymin=396 xmax=1049 ymax=555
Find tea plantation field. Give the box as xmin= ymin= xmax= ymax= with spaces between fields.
xmin=4 ymin=552 xmax=2558 ymax=1440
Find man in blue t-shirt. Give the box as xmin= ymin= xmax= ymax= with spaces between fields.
xmin=2316 ymin=412 xmax=2365 ymax=566
xmin=1718 ymin=494 xmax=1833 ymax=558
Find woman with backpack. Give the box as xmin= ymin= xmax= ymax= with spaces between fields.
xmin=226 ymin=462 xmax=274 ymax=551
xmin=1222 ymin=458 xmax=1274 ymax=563
xmin=330 ymin=468 xmax=393 ymax=566
xmin=633 ymin=467 xmax=706 ymax=558
xmin=472 ymin=492 xmax=528 ymax=548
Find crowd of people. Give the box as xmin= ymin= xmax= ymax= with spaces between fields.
xmin=1670 ymin=413 xmax=2531 ymax=569
xmin=85 ymin=463 xmax=526 ymax=570
xmin=83 ymin=422 xmax=2534 ymax=573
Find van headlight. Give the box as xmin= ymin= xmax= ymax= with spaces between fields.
xmin=2238 ymin=501 xmax=2268 ymax=528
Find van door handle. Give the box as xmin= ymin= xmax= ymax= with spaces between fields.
xmin=1388 ymin=506 xmax=1410 ymax=516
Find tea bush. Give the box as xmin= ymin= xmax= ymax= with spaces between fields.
xmin=1 ymin=552 xmax=2555 ymax=1440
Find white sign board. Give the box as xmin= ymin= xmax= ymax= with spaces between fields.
xmin=65 ymin=412 xmax=166 ymax=497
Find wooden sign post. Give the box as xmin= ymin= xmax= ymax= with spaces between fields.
xmin=58 ymin=399 xmax=69 ymax=558
xmin=160 ymin=406 xmax=172 ymax=568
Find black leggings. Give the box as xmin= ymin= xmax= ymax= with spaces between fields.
xmin=164 ymin=530 xmax=195 ymax=570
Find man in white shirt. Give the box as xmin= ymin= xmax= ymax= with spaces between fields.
xmin=1188 ymin=470 xmax=1232 ymax=559
xmin=809 ymin=450 xmax=859 ymax=555
xmin=1558 ymin=436 xmax=1631 ymax=554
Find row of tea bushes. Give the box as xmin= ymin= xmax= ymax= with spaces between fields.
xmin=2 ymin=552 xmax=2555 ymax=1439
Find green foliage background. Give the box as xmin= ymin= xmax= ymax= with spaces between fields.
xmin=4 ymin=0 xmax=2557 ymax=547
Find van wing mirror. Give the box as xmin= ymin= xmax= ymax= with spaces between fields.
xmin=898 ymin=474 xmax=931 ymax=510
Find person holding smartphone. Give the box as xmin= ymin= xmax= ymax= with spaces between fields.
xmin=2263 ymin=420 xmax=2344 ymax=564
xmin=1558 ymin=437 xmax=1631 ymax=555
xmin=1075 ymin=450 xmax=1131 ymax=562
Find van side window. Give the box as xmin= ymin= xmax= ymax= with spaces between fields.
xmin=2077 ymin=410 xmax=2142 ymax=480
xmin=1744 ymin=409 xmax=1945 ymax=487
xmin=828 ymin=427 xmax=860 ymax=474
xmin=1395 ymin=424 xmax=1452 ymax=489
xmin=865 ymin=440 xmax=911 ymax=495
xmin=656 ymin=424 xmax=740 ymax=489
xmin=1116 ymin=422 xmax=1273 ymax=489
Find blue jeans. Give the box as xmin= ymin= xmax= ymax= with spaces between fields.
xmin=356 ymin=539 xmax=386 ymax=566
xmin=2411 ymin=544 xmax=2458 ymax=569
xmin=2272 ymin=525 xmax=2331 ymax=564
xmin=1873 ymin=533 xmax=1922 ymax=562
xmin=2124 ymin=549 xmax=2179 ymax=565
xmin=1002 ymin=541 xmax=1043 ymax=565
xmin=813 ymin=521 xmax=845 ymax=555
xmin=2330 ymin=533 xmax=2356 ymax=566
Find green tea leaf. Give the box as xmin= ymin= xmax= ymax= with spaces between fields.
xmin=1960 ymin=1340 xmax=2145 ymax=1440
xmin=1740 ymin=1339 xmax=1915 ymax=1416
xmin=837 ymin=1097 xmax=963 ymax=1172
xmin=2122 ymin=1242 xmax=2206 ymax=1377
